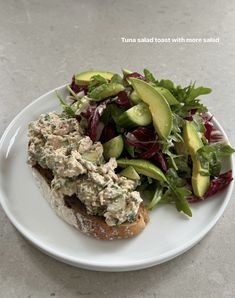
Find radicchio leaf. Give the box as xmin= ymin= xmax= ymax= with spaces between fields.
xmin=124 ymin=72 xmax=146 ymax=81
xmin=138 ymin=143 xmax=160 ymax=159
xmin=131 ymin=126 xmax=156 ymax=141
xmin=125 ymin=132 xmax=156 ymax=150
xmin=70 ymin=75 xmax=88 ymax=94
xmin=201 ymin=114 xmax=225 ymax=143
xmin=100 ymin=126 xmax=117 ymax=143
xmin=115 ymin=90 xmax=132 ymax=107
xmin=82 ymin=100 xmax=110 ymax=142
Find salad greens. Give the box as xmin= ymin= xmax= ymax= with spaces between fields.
xmin=56 ymin=69 xmax=234 ymax=217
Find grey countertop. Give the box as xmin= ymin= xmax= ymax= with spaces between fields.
xmin=0 ymin=0 xmax=235 ymax=297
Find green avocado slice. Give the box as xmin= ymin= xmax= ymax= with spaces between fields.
xmin=117 ymin=158 xmax=166 ymax=182
xmin=183 ymin=121 xmax=210 ymax=197
xmin=129 ymin=78 xmax=173 ymax=139
xmin=75 ymin=71 xmax=115 ymax=85
xmin=154 ymin=87 xmax=179 ymax=105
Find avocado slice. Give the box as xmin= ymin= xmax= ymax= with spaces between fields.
xmin=103 ymin=135 xmax=124 ymax=160
xmin=129 ymin=78 xmax=173 ymax=139
xmin=89 ymin=83 xmax=125 ymax=101
xmin=117 ymin=158 xmax=166 ymax=182
xmin=154 ymin=87 xmax=179 ymax=105
xmin=119 ymin=166 xmax=140 ymax=180
xmin=75 ymin=71 xmax=114 ymax=85
xmin=183 ymin=121 xmax=210 ymax=197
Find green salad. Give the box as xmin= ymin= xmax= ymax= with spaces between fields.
xmin=56 ymin=69 xmax=235 ymax=217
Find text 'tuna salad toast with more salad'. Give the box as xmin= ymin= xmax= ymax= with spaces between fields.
xmin=27 ymin=69 xmax=235 ymax=240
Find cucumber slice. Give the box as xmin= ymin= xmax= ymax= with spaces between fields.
xmin=89 ymin=83 xmax=125 ymax=101
xmin=130 ymin=90 xmax=142 ymax=105
xmin=103 ymin=135 xmax=124 ymax=160
xmin=117 ymin=158 xmax=166 ymax=182
xmin=82 ymin=151 xmax=99 ymax=162
xmin=117 ymin=102 xmax=152 ymax=128
xmin=119 ymin=166 xmax=140 ymax=180
xmin=155 ymin=87 xmax=179 ymax=105
xmin=75 ymin=71 xmax=114 ymax=85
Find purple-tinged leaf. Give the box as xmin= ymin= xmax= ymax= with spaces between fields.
xmin=138 ymin=143 xmax=160 ymax=159
xmin=131 ymin=126 xmax=156 ymax=141
xmin=100 ymin=126 xmax=117 ymax=143
xmin=124 ymin=72 xmax=146 ymax=81
xmin=116 ymin=90 xmax=132 ymax=107
xmin=70 ymin=75 xmax=88 ymax=94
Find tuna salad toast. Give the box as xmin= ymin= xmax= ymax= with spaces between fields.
xmin=27 ymin=69 xmax=234 ymax=240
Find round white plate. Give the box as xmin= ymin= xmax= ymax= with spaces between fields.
xmin=0 ymin=85 xmax=234 ymax=271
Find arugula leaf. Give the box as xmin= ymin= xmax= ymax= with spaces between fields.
xmin=170 ymin=83 xmax=210 ymax=117
xmin=56 ymin=90 xmax=76 ymax=118
xmin=155 ymin=79 xmax=175 ymax=91
xmin=165 ymin=169 xmax=192 ymax=216
xmin=110 ymin=74 xmax=123 ymax=84
xmin=142 ymin=168 xmax=192 ymax=216
xmin=211 ymin=142 xmax=235 ymax=157
xmin=165 ymin=168 xmax=186 ymax=187
xmin=88 ymin=75 xmax=108 ymax=93
xmin=191 ymin=114 xmax=206 ymax=134
xmin=146 ymin=185 xmax=163 ymax=210
xmin=196 ymin=142 xmax=235 ymax=177
xmin=167 ymin=156 xmax=191 ymax=178
xmin=175 ymin=187 xmax=192 ymax=216
xmin=188 ymin=86 xmax=212 ymax=99
xmin=160 ymin=113 xmax=185 ymax=170
xmin=143 ymin=69 xmax=156 ymax=83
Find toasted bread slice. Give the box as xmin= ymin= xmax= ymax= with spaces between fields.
xmin=32 ymin=165 xmax=149 ymax=240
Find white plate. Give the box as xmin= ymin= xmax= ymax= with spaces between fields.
xmin=0 ymin=85 xmax=234 ymax=272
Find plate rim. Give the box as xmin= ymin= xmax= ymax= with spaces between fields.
xmin=0 ymin=85 xmax=234 ymax=271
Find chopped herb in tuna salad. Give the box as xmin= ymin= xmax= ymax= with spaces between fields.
xmin=27 ymin=112 xmax=142 ymax=226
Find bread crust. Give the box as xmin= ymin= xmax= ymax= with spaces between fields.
xmin=32 ymin=166 xmax=149 ymax=240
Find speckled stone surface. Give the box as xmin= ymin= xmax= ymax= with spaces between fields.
xmin=0 ymin=0 xmax=235 ymax=297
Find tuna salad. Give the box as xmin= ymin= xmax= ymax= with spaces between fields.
xmin=27 ymin=112 xmax=142 ymax=226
